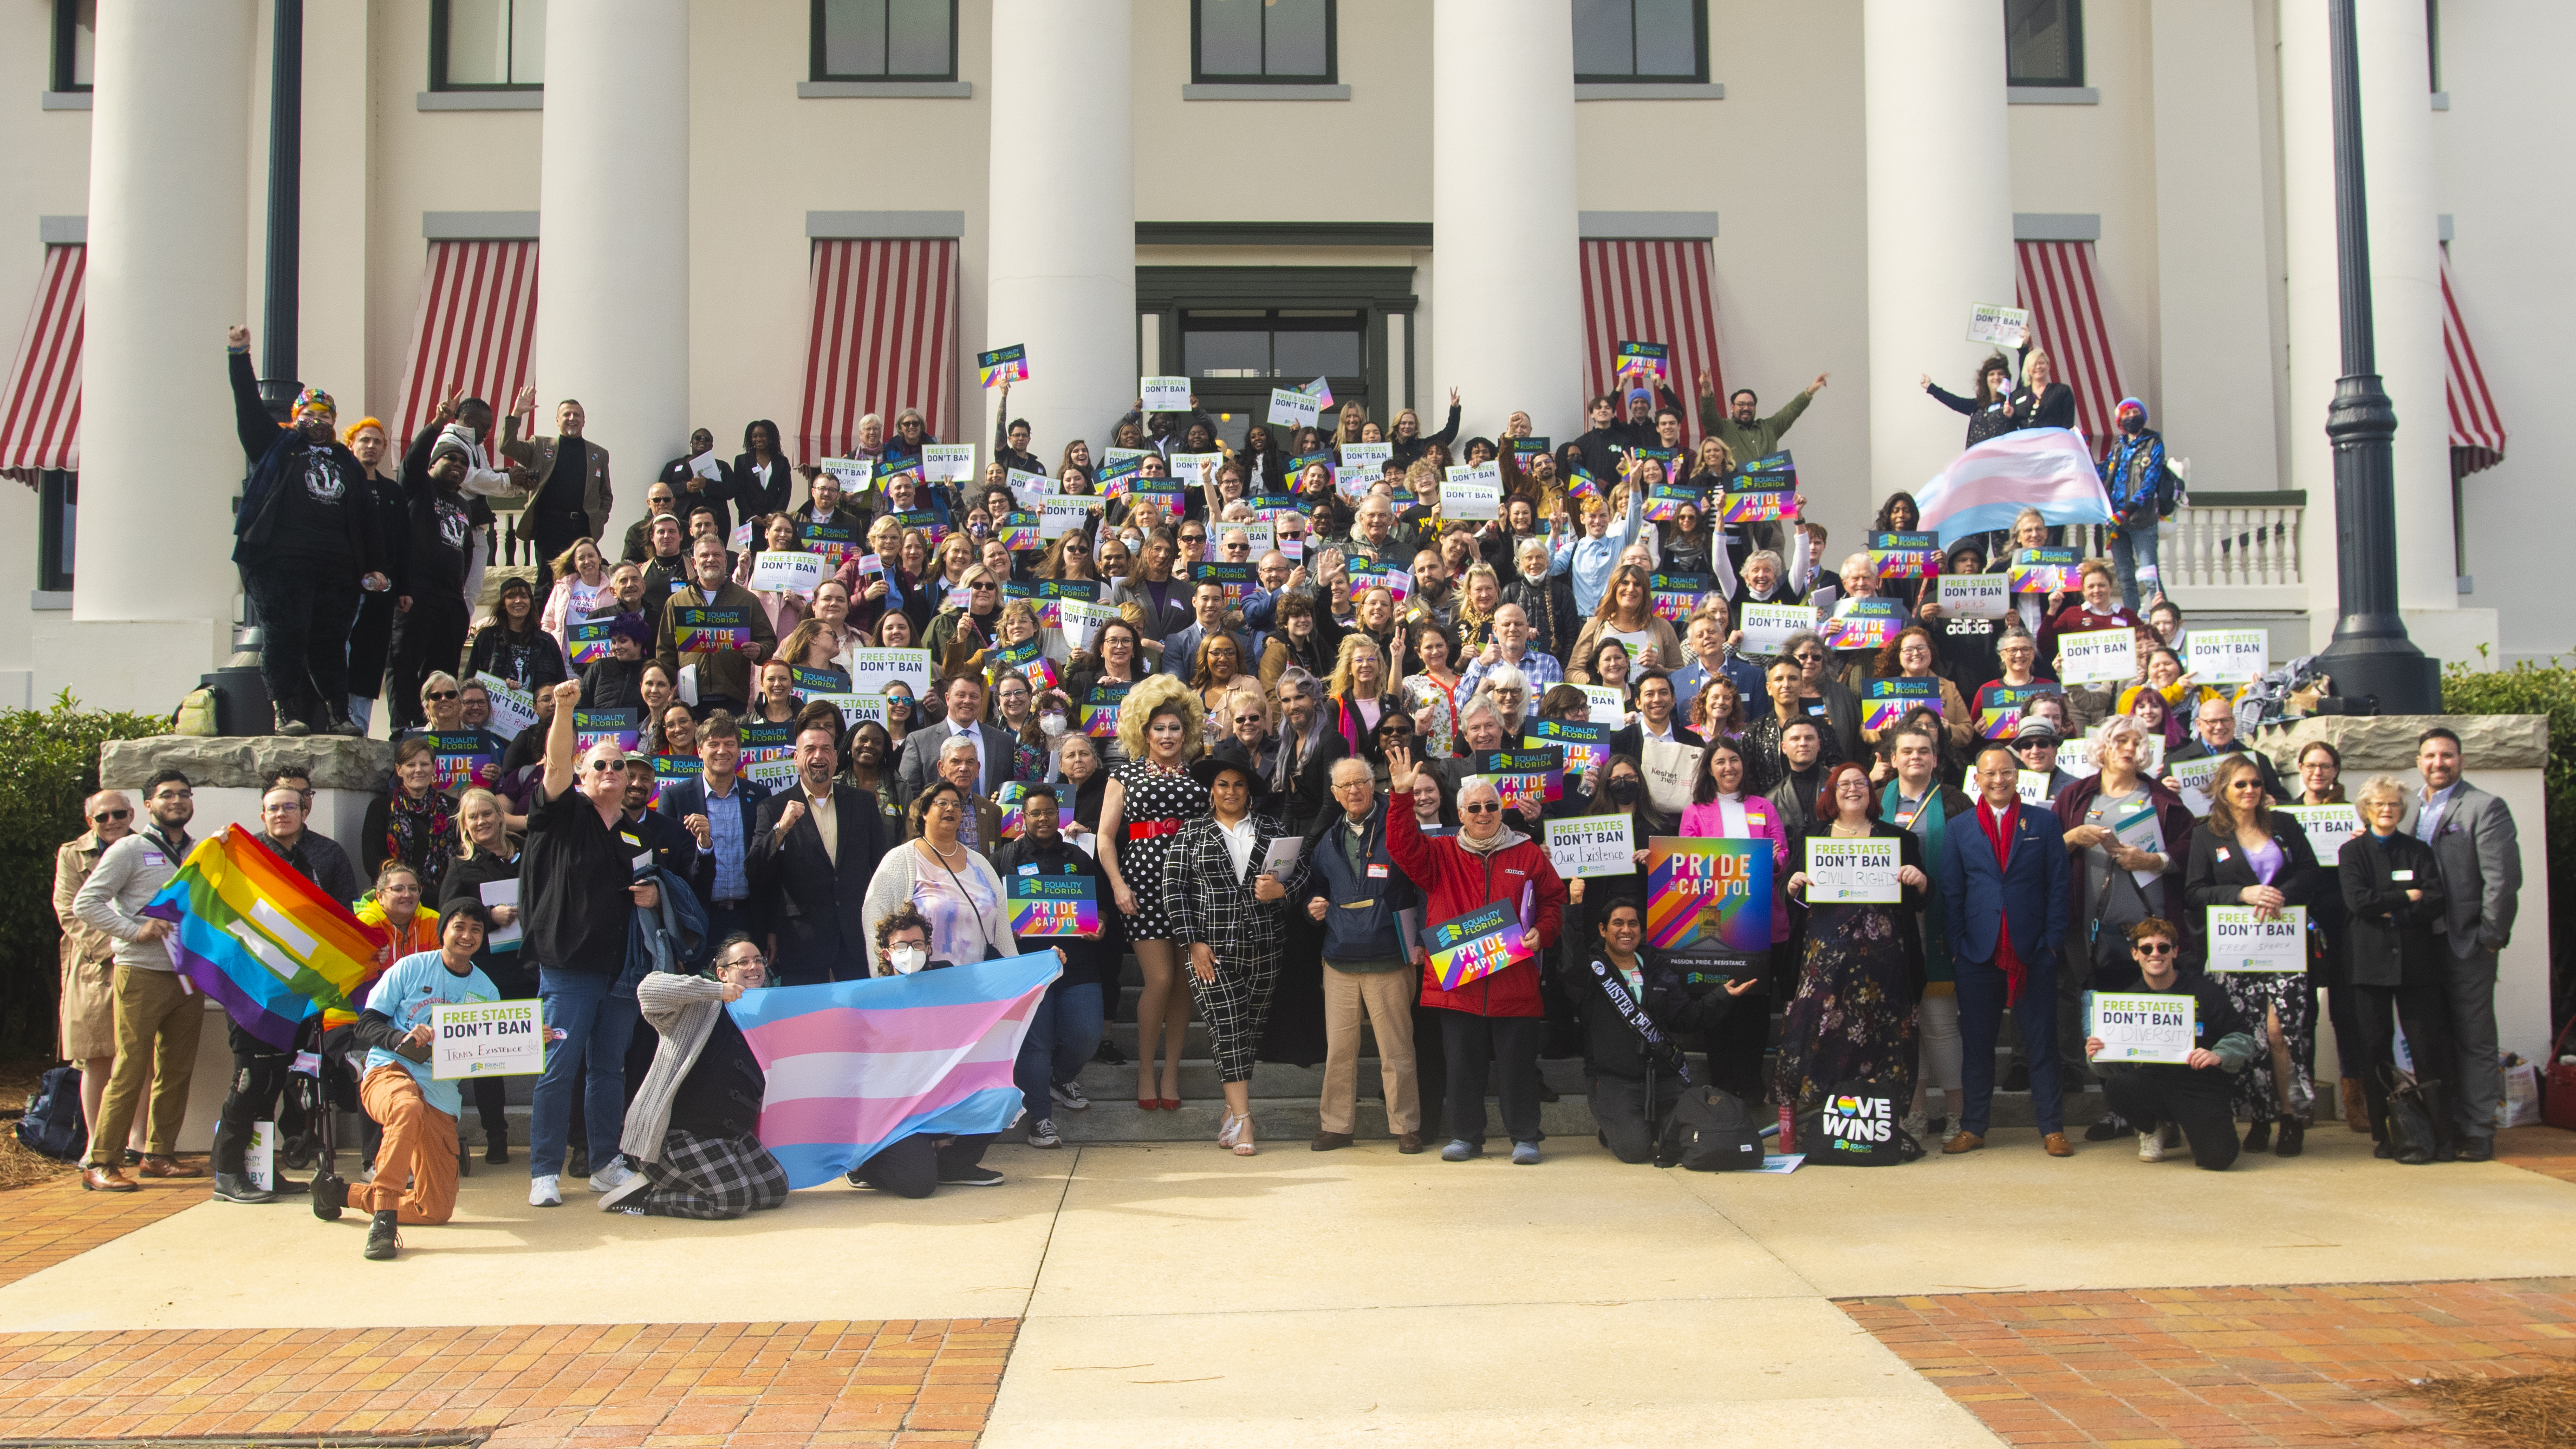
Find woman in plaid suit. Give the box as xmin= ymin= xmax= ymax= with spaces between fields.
xmin=1165 ymin=742 xmax=1313 ymax=1157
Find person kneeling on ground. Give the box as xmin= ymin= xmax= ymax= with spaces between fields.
xmin=346 ymin=904 xmax=497 ymax=1260
xmin=2084 ymin=917 xmax=2257 ymax=1172
xmin=1579 ymin=900 xmax=1757 ymax=1164
xmin=602 ymin=934 xmax=791 ymax=1218
xmin=842 ymin=905 xmax=1005 ymax=1196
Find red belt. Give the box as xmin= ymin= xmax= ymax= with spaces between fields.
xmin=1128 ymin=820 xmax=1181 ymax=841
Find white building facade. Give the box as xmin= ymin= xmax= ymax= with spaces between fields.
xmin=0 ymin=0 xmax=2556 ymax=715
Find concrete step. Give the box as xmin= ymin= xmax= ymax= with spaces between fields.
xmin=1039 ymin=1087 xmax=2105 ymax=1142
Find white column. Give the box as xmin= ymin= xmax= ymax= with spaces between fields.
xmin=534 ymin=0 xmax=688 ymax=545
xmin=987 ymin=0 xmax=1134 ymax=459
xmin=1431 ymin=0 xmax=1579 ymax=439
xmin=2283 ymin=0 xmax=2466 ymax=649
xmin=72 ymin=1 xmax=253 ymax=652
xmin=1862 ymin=0 xmax=2015 ymax=501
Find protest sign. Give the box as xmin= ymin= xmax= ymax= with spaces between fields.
xmin=1058 ymin=598 xmax=1119 ymax=654
xmin=1968 ymin=302 xmax=2033 ymax=348
xmin=2057 ymin=627 xmax=2139 ymax=686
xmin=574 ymin=708 xmax=639 ymax=753
xmin=996 ymin=511 xmax=1042 ymax=551
xmin=1578 ymin=684 xmax=1630 ymax=723
xmin=1079 ymin=680 xmax=1131 ymax=738
xmin=2206 ymin=905 xmax=2309 ymax=973
xmin=1645 ymin=837 xmax=1773 ymax=960
xmin=1936 ymin=573 xmax=2008 ymax=618
xmin=1868 ymin=531 xmax=1943 ymax=579
xmin=1005 ymin=874 xmax=1100 ymax=937
xmin=1524 ymin=717 xmax=1609 ymax=779
xmin=568 ymin=618 xmax=614 ymax=665
xmin=1007 ymin=466 xmax=1052 ymax=511
xmin=1040 ymin=497 xmax=1097 ymax=540
xmin=431 ymin=1000 xmax=544 ymax=1079
xmin=1862 ymin=678 xmax=1942 ymax=733
xmin=1736 ymin=451 xmax=1797 ymax=482
xmin=2087 ymin=991 xmax=2195 ymax=1065
xmin=1189 ymin=560 xmax=1256 ymax=606
xmin=474 ymin=674 xmax=538 ymax=738
xmin=1140 ymin=375 xmax=1192 ymax=412
xmin=1804 ymin=837 xmax=1901 ymax=904
xmin=1739 ymin=602 xmax=1815 ymax=657
xmin=1562 ymin=467 xmax=1602 ymax=501
xmin=2168 ymin=753 xmax=2231 ymax=817
xmin=1169 ymin=451 xmax=1223 ymax=489
xmin=1468 ymin=748 xmax=1564 ymax=808
xmin=1338 ymin=441 xmax=1393 ymax=478
xmin=1443 ymin=461 xmax=1502 ymax=519
xmin=2282 ymin=802 xmax=2365 ymax=867
xmin=1820 ymin=596 xmax=1904 ymax=652
xmin=646 ymin=754 xmax=700 ymax=807
xmin=821 ymin=456 xmax=874 ymax=491
xmin=2008 ymin=546 xmax=2080 ymax=594
xmin=671 ymin=605 xmax=751 ymax=654
xmin=799 ymin=521 xmax=860 ymax=569
xmin=1976 ymin=683 xmax=2046 ymax=739
xmin=424 ymin=732 xmax=499 ymax=792
xmin=1545 ymin=815 xmax=1635 ymax=879
xmin=885 ymin=506 xmax=945 ymax=547
xmin=1643 ymin=482 xmax=1697 ymax=522
xmin=2187 ymin=628 xmax=2270 ymax=684
xmin=1720 ymin=487 xmax=1798 ymax=524
xmin=845 ymin=647 xmax=934 ymax=700
xmin=1615 ymin=340 xmax=1669 ymax=380
xmin=1420 ymin=901 xmax=1537 ymax=992
xmin=1349 ymin=562 xmax=1411 ymax=603
xmin=1034 ymin=577 xmax=1101 ymax=628
xmin=921 ymin=443 xmax=977 ymax=482
xmin=791 ymin=664 xmax=851 ymax=696
xmin=977 ymin=343 xmax=1027 ymax=387
xmin=738 ymin=722 xmax=798 ymax=789
xmin=1508 ymin=437 xmax=1550 ymax=473
xmin=800 ymin=694 xmax=866 ymax=730
xmin=751 ymin=550 xmax=827 ymax=596
xmin=1269 ymin=387 xmax=1321 ymax=429
xmin=1646 ymin=570 xmax=1713 ymax=624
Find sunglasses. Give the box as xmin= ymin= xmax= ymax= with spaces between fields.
xmin=92 ymin=808 xmax=132 ymax=822
xmin=971 ymin=582 xmax=997 ymax=592
xmin=1233 ymin=714 xmax=1263 ymax=725
xmin=2135 ymin=942 xmax=2176 ymax=956
xmin=1461 ymin=801 xmax=1502 ymax=815
xmin=426 ymin=690 xmax=460 ymax=702
xmin=1793 ymin=653 xmax=1824 ymax=664
xmin=585 ymin=758 xmax=623 ymax=774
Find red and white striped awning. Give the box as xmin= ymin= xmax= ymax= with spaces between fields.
xmin=2015 ymin=239 xmax=2128 ymax=455
xmin=0 ymin=243 xmax=83 ymax=484
xmin=394 ymin=240 xmax=539 ymax=447
xmin=798 ymin=239 xmax=959 ymax=462
xmin=1579 ymin=239 xmax=1723 ymax=446
xmin=2440 ymin=246 xmax=2507 ymax=477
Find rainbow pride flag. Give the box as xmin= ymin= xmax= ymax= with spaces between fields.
xmin=142 ymin=826 xmax=384 ymax=1049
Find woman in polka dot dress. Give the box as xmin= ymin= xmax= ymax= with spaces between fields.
xmin=1098 ymin=675 xmax=1209 ymax=1111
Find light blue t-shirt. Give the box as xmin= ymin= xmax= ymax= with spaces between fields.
xmin=364 ymin=949 xmax=497 ymax=1119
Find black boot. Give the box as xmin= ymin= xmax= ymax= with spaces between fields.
xmin=272 ymin=702 xmax=310 ymax=739
xmin=321 ymin=704 xmax=364 ymax=738
xmin=2423 ymin=1079 xmax=2461 ymax=1161
xmin=2243 ymin=1119 xmax=2272 ymax=1153
xmin=485 ymin=1122 xmax=510 ymax=1165
xmin=362 ymin=1210 xmax=400 ymax=1261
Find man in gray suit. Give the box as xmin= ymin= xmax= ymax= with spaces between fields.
xmin=895 ymin=674 xmax=1016 ymax=808
xmin=2408 ymin=726 xmax=2521 ymax=1161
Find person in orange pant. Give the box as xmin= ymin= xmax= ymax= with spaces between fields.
xmin=347 ymin=904 xmax=498 ymax=1258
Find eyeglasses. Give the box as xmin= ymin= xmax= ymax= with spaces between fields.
xmin=1792 ymin=652 xmax=1824 ymax=664
xmin=1461 ymin=801 xmax=1502 ymax=815
xmin=425 ymin=690 xmax=460 ymax=702
xmin=585 ymin=759 xmax=623 ymax=774
xmin=2135 ymin=942 xmax=2176 ymax=956
xmin=1233 ymin=714 xmax=1263 ymax=725
xmin=92 ymin=808 xmax=132 ymax=822
xmin=152 ymin=789 xmax=194 ymax=801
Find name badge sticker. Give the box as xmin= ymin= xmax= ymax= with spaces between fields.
xmin=2392 ymin=869 xmax=2415 ymax=881
xmin=1367 ymin=864 xmax=1389 ymax=879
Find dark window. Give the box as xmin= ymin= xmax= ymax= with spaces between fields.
xmin=37 ymin=471 xmax=75 ymax=593
xmin=2005 ymin=0 xmax=2083 ymax=87
xmin=1573 ymin=0 xmax=1706 ymax=83
xmin=432 ymin=0 xmax=545 ymax=90
xmin=814 ymin=0 xmax=959 ymax=82
xmin=1182 ymin=310 xmax=1363 ymax=382
xmin=51 ymin=0 xmax=95 ymax=93
xmin=1194 ymin=0 xmax=1335 ymax=84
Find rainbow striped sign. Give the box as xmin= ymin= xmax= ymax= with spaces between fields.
xmin=1420 ymin=900 xmax=1537 ymax=993
xmin=1006 ymin=876 xmax=1099 ymax=938
xmin=1644 ymin=837 xmax=1771 ymax=955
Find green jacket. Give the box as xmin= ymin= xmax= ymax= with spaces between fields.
xmin=1696 ymin=387 xmax=1816 ymax=465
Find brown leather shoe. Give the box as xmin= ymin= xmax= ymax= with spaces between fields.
xmin=1310 ymin=1131 xmax=1354 ymax=1152
xmin=1395 ymin=1132 xmax=1426 ymax=1154
xmin=138 ymin=1155 xmax=201 ymax=1179
xmin=2043 ymin=1133 xmax=2076 ymax=1157
xmin=82 ymin=1165 xmax=141 ymax=1192
xmin=2341 ymin=1077 xmax=2370 ymax=1133
xmin=1941 ymin=1131 xmax=1984 ymax=1154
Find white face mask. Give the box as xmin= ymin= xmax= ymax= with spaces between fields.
xmin=1122 ymin=531 xmax=1143 ymax=553
xmin=889 ymin=946 xmax=928 ymax=975
xmin=1040 ymin=712 xmax=1069 ymax=737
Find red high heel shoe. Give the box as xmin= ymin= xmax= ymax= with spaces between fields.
xmin=1158 ymin=1098 xmax=1182 ymax=1111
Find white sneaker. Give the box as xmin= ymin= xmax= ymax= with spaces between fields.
xmin=599 ymin=1169 xmax=650 ymax=1213
xmin=1051 ymin=1081 xmax=1091 ymax=1112
xmin=2137 ymin=1130 xmax=2166 ymax=1163
xmin=529 ymin=1173 xmax=563 ymax=1207
xmin=588 ymin=1160 xmax=636 ymax=1194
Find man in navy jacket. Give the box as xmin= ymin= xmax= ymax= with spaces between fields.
xmin=1938 ymin=744 xmax=2075 ymax=1157
xmin=656 ymin=712 xmax=772 ymax=950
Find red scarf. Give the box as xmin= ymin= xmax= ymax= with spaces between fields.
xmin=1977 ymin=798 xmax=2026 ymax=1004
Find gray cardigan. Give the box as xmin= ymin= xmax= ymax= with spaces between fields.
xmin=73 ymin=827 xmax=194 ymax=973
xmin=619 ymin=972 xmax=728 ymax=1165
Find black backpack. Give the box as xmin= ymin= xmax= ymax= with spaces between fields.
xmin=12 ymin=1065 xmax=87 ymax=1161
xmin=1793 ymin=1080 xmax=1923 ymax=1166
xmin=1658 ymin=1085 xmax=1766 ymax=1171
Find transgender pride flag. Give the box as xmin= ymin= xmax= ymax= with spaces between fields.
xmin=729 ymin=952 xmax=1059 ymax=1188
xmin=1915 ymin=427 xmax=2115 ymax=547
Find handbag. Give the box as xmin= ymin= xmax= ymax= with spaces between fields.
xmin=2382 ymin=1065 xmax=2443 ymax=1165
xmin=1793 ymin=1079 xmax=1923 ymax=1166
xmin=2543 ymin=1018 xmax=2576 ymax=1132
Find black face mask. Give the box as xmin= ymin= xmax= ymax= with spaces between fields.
xmin=2120 ymin=415 xmax=2144 ymax=435
xmin=1607 ymin=777 xmax=1643 ymax=805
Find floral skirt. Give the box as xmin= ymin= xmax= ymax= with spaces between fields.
xmin=1773 ymin=904 xmax=1918 ymax=1109
xmin=2217 ymin=971 xmax=2313 ymax=1122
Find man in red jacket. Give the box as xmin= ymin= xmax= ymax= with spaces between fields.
xmin=1385 ymin=743 xmax=1569 ymax=1164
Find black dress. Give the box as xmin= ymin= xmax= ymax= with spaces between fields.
xmin=1111 ymin=760 xmax=1207 ymax=941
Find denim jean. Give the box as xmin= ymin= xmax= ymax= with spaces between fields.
xmin=530 ymin=965 xmax=640 ymax=1179
xmin=2110 ymin=524 xmax=2163 ymax=612
xmin=1015 ymin=975 xmax=1107 ymax=1126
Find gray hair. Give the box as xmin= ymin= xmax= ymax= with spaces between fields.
xmin=1516 ymin=536 xmax=1551 ymax=567
xmin=939 ymin=734 xmax=980 ymax=762
xmin=1778 ymin=630 xmax=1823 ymax=661
xmin=1480 ymin=664 xmax=1530 ymax=699
xmin=1744 ymin=549 xmax=1785 ymax=575
xmin=1277 ymin=665 xmax=1320 ymax=699
xmin=2093 ymin=715 xmax=2143 ymax=750
xmin=1328 ymin=756 xmax=1375 ymax=786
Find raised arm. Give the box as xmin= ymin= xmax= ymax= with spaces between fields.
xmin=541 ymin=678 xmax=583 ymax=802
xmin=225 ymin=331 xmax=282 ymax=463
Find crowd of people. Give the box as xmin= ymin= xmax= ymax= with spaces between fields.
xmin=38 ymin=335 xmax=2530 ymax=1260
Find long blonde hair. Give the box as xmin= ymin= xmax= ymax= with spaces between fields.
xmin=1324 ymin=632 xmax=1387 ymax=704
xmin=1114 ymin=674 xmax=1205 ymax=762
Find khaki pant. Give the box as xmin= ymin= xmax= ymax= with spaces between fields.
xmin=1320 ymin=964 xmax=1420 ymax=1135
xmin=355 ymin=1065 xmax=459 ymax=1225
xmin=87 ymin=965 xmax=204 ymax=1167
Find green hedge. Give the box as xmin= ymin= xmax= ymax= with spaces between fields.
xmin=2441 ymin=658 xmax=2573 ymax=1026
xmin=0 ymin=693 xmax=168 ymax=1059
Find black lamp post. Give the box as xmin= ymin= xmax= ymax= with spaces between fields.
xmin=2313 ymin=0 xmax=2441 ymax=714
xmin=255 ymin=0 xmax=303 ymax=422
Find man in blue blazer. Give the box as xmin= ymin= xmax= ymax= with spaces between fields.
xmin=654 ymin=711 xmax=773 ymax=950
xmin=1938 ymin=744 xmax=2076 ymax=1156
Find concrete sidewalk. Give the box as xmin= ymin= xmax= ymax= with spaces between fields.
xmin=1 ymin=1124 xmax=2569 ymax=1446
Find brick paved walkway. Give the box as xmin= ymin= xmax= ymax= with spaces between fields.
xmin=0 ymin=1320 xmax=1014 ymax=1447
xmin=0 ymin=1156 xmax=207 ymax=1290
xmin=1843 ymin=1276 xmax=2576 ymax=1447
xmin=2495 ymin=1122 xmax=2576 ymax=1185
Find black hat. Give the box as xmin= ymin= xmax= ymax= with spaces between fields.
xmin=1189 ymin=742 xmax=1271 ymax=798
